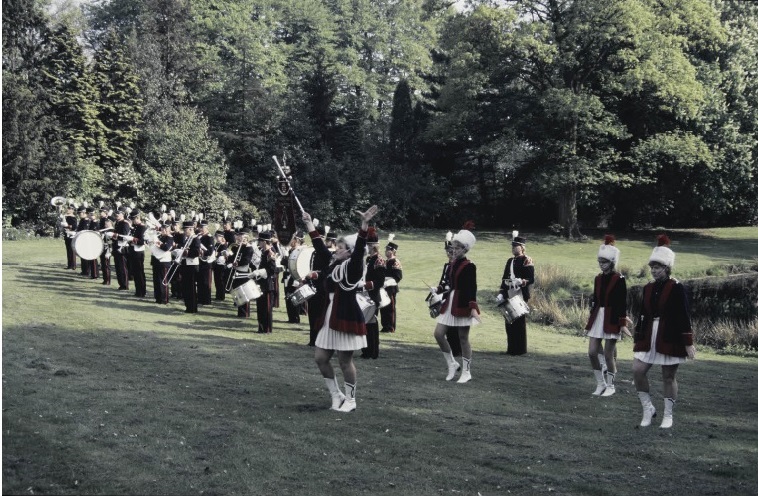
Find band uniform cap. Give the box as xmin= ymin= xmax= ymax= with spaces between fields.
xmin=76 ymin=206 xmax=86 ymax=213
xmin=386 ymin=242 xmax=398 ymax=251
xmin=99 ymin=205 xmax=109 ymax=212
xmin=215 ymin=230 xmax=226 ymax=237
xmin=293 ymin=229 xmax=304 ymax=240
xmin=326 ymin=230 xmax=337 ymax=241
xmin=107 ymin=215 xmax=117 ymax=222
xmin=161 ymin=222 xmax=172 ymax=229
xmin=182 ymin=220 xmax=195 ymax=229
xmin=453 ymin=229 xmax=476 ymax=250
xmin=512 ymin=236 xmax=526 ymax=247
xmin=86 ymin=207 xmax=96 ymax=214
xmin=199 ymin=220 xmax=209 ymax=227
xmin=257 ymin=231 xmax=272 ymax=242
xmin=128 ymin=208 xmax=141 ymax=219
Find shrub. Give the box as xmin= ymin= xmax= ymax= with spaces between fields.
xmin=535 ymin=264 xmax=577 ymax=294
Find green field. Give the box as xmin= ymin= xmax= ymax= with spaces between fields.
xmin=3 ymin=229 xmax=758 ymax=495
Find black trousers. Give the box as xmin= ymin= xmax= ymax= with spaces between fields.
xmin=257 ymin=291 xmax=274 ymax=333
xmin=284 ymin=283 xmax=301 ymax=323
xmin=152 ymin=262 xmax=170 ymax=303
xmin=213 ymin=264 xmax=227 ymax=300
xmin=181 ymin=264 xmax=198 ymax=313
xmin=362 ymin=321 xmax=380 ymax=358
xmin=114 ymin=249 xmax=129 ymax=289
xmin=129 ymin=250 xmax=146 ymax=297
xmin=198 ymin=262 xmax=213 ymax=305
xmin=505 ymin=316 xmax=528 ymax=355
xmin=65 ymin=237 xmax=76 ymax=269
xmin=100 ymin=253 xmax=111 ymax=285
xmin=380 ymin=291 xmax=397 ymax=332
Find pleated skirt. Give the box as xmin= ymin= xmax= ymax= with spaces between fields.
xmin=315 ymin=294 xmax=368 ymax=351
xmin=436 ymin=290 xmax=480 ymax=328
xmin=586 ymin=308 xmax=619 ymax=340
xmin=633 ymin=319 xmax=686 ymax=365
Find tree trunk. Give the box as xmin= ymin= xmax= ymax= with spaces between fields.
xmin=558 ymin=186 xmax=581 ymax=239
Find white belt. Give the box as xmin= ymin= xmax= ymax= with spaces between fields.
xmin=384 ymin=277 xmax=398 ymax=287
xmin=185 ymin=257 xmax=200 ymax=266
xmin=132 ymin=245 xmax=145 ymax=252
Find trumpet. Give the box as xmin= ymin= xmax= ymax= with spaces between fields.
xmin=162 ymin=234 xmax=196 ymax=286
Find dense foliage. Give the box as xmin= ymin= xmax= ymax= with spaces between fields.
xmin=3 ymin=0 xmax=757 ymax=233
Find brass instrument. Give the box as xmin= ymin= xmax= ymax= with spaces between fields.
xmin=224 ymin=242 xmax=243 ymax=292
xmin=162 ymin=234 xmax=196 ymax=286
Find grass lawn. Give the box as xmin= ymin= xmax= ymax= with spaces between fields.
xmin=3 ymin=229 xmax=758 ymax=495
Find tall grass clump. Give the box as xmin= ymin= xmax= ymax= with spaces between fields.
xmin=528 ymin=264 xmax=589 ymax=332
xmin=694 ymin=318 xmax=758 ymax=354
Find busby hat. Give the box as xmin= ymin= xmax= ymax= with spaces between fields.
xmin=649 ymin=234 xmax=675 ymax=268
xmin=511 ymin=230 xmax=526 ymax=247
xmin=452 ymin=221 xmax=476 ymax=250
xmin=366 ymin=227 xmax=379 ymax=244
xmin=182 ymin=220 xmax=194 ymax=229
xmin=598 ymin=235 xmax=620 ymax=264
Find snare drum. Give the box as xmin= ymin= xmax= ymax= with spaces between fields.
xmin=72 ymin=230 xmax=105 ymax=260
xmin=498 ymin=293 xmax=530 ymax=324
xmin=232 ymin=280 xmax=262 ymax=307
xmin=288 ymin=284 xmax=316 ymax=305
xmin=288 ymin=246 xmax=315 ymax=280
xmin=425 ymin=291 xmax=444 ymax=318
xmin=356 ymin=291 xmax=377 ymax=323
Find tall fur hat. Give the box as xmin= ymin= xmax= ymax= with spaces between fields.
xmin=452 ymin=220 xmax=476 ymax=250
xmin=598 ymin=234 xmax=620 ymax=264
xmin=649 ymin=234 xmax=675 ymax=268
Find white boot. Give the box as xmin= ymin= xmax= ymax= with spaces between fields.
xmin=660 ymin=397 xmax=675 ymax=428
xmin=457 ymin=357 xmax=472 ymax=383
xmin=601 ymin=372 xmax=616 ymax=397
xmin=598 ymin=353 xmax=608 ymax=376
xmin=638 ymin=391 xmax=657 ymax=427
xmin=338 ymin=382 xmax=356 ymax=412
xmin=443 ymin=351 xmax=460 ymax=381
xmin=325 ymin=377 xmax=345 ymax=411
xmin=592 ymin=369 xmax=606 ymax=396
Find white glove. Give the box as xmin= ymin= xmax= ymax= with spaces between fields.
xmin=252 ymin=268 xmax=267 ymax=280
xmin=226 ymin=263 xmax=233 ymax=269
xmin=510 ymin=279 xmax=522 ymax=289
xmin=292 ymin=280 xmax=301 ymax=288
xmin=217 ymin=256 xmax=226 ymax=265
xmin=496 ymin=293 xmax=505 ymax=304
xmin=430 ymin=286 xmax=438 ymax=294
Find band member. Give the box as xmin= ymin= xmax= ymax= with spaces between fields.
xmin=380 ymin=235 xmax=402 ymax=333
xmin=62 ymin=204 xmax=77 ymax=269
xmin=269 ymin=230 xmax=285 ymax=309
xmin=433 ymin=222 xmax=480 ymax=383
xmin=633 ymin=235 xmax=695 ymax=428
xmin=585 ymin=235 xmax=629 ymax=396
xmin=197 ymin=220 xmax=215 ymax=305
xmin=150 ymin=222 xmax=173 ymax=304
xmin=439 ymin=232 xmax=462 ymax=359
xmin=325 ymin=229 xmax=338 ymax=251
xmin=170 ymin=219 xmax=183 ymax=299
xmin=223 ymin=218 xmax=237 ymax=245
xmin=111 ymin=207 xmax=131 ymax=290
xmin=213 ymin=231 xmax=228 ymax=301
xmin=497 ymin=231 xmax=535 ymax=356
xmin=229 ymin=229 xmax=255 ymax=318
xmin=252 ymin=231 xmax=279 ymax=333
xmin=99 ymin=209 xmax=113 ymax=285
xmin=303 ymin=205 xmax=378 ymax=412
xmin=84 ymin=207 xmax=100 ymax=279
xmin=75 ymin=206 xmax=90 ymax=276
xmin=304 ymin=224 xmax=334 ymax=346
xmin=360 ymin=227 xmax=386 ymax=359
xmin=179 ymin=220 xmax=202 ymax=313
xmin=283 ymin=230 xmax=305 ymax=323
xmin=125 ymin=209 xmax=147 ymax=297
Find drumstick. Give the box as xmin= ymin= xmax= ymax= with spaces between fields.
xmin=272 ymin=155 xmax=305 ymax=214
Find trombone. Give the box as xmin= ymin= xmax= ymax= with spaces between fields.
xmin=224 ymin=242 xmax=244 ymax=292
xmin=162 ymin=234 xmax=196 ymax=286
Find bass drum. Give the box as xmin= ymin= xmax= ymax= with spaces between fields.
xmin=288 ymin=246 xmax=315 ymax=280
xmin=72 ymin=230 xmax=104 ymax=260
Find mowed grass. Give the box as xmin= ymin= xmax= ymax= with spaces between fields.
xmin=3 ymin=228 xmax=758 ymax=495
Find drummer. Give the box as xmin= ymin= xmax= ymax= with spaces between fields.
xmin=229 ymin=229 xmax=255 ymax=318
xmin=252 ymin=230 xmax=279 ymax=333
xmin=98 ymin=207 xmax=113 ymax=286
xmin=380 ymin=235 xmax=402 ymax=334
xmin=496 ymin=231 xmax=535 ymax=355
xmin=213 ymin=230 xmax=228 ymax=301
xmin=360 ymin=227 xmax=386 ymax=359
xmin=151 ymin=222 xmax=174 ymax=304
xmin=284 ymin=230 xmax=306 ymax=323
xmin=75 ymin=206 xmax=90 ymax=276
xmin=62 ymin=204 xmax=78 ymax=270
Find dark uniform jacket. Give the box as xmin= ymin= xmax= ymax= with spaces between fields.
xmin=499 ymin=256 xmax=535 ymax=302
xmin=633 ymin=278 xmax=693 ymax=357
xmin=585 ymin=272 xmax=627 ymax=334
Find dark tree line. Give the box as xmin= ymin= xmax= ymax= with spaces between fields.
xmin=4 ymin=0 xmax=757 ymax=234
